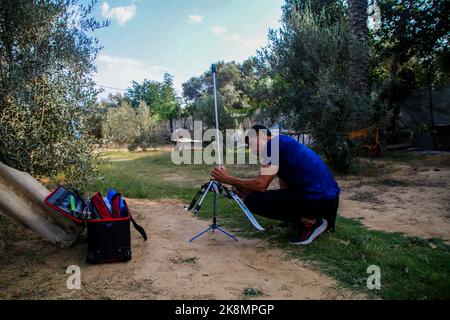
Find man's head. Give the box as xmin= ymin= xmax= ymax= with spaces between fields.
xmin=245 ymin=125 xmax=272 ymax=156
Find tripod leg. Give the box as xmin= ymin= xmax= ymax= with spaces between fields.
xmin=194 ymin=181 xmax=213 ymax=213
xmin=215 ymin=226 xmax=238 ymax=242
xmin=189 ymin=226 xmax=213 ymax=242
xmin=224 ymin=188 xmax=266 ymax=231
xmin=188 ymin=181 xmax=242 ymax=243
xmin=185 ymin=183 xmax=208 ymax=211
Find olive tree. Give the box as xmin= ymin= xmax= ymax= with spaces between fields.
xmin=0 ymin=0 xmax=107 ymax=187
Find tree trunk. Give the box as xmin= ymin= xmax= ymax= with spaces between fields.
xmin=0 ymin=162 xmax=83 ymax=247
xmin=348 ymin=0 xmax=369 ymax=92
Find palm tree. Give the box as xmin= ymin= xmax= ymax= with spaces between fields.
xmin=348 ymin=0 xmax=369 ymax=92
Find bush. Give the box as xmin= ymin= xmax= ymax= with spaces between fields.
xmin=103 ymin=101 xmax=143 ymax=146
xmin=128 ymin=126 xmax=172 ymax=151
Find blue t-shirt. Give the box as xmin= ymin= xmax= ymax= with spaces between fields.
xmin=264 ymin=135 xmax=340 ymax=200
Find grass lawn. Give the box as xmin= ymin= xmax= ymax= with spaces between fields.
xmin=85 ymin=149 xmax=450 ymax=300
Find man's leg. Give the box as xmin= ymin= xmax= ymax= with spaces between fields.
xmin=244 ymin=189 xmax=309 ymax=222
xmin=321 ymin=196 xmax=339 ymax=231
xmin=244 ymin=190 xmax=337 ymax=244
xmin=274 ymin=179 xmax=315 ymax=227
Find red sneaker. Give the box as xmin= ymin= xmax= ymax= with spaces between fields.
xmin=290 ymin=218 xmax=328 ymax=245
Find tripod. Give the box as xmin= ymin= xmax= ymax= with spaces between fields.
xmin=187 ymin=180 xmax=238 ymax=242
xmin=186 ymin=64 xmax=265 ymax=242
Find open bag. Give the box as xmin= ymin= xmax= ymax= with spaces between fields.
xmin=45 ymin=187 xmax=147 ymax=264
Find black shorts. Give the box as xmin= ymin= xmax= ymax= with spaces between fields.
xmin=244 ymin=189 xmax=339 ymax=230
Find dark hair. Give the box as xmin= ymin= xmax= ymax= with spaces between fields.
xmin=250 ymin=124 xmax=271 ymax=137
xmin=245 ymin=125 xmax=271 ymax=147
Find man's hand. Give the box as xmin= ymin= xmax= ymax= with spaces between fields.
xmin=211 ymin=165 xmax=276 ymax=193
xmin=211 ymin=166 xmax=230 ymax=184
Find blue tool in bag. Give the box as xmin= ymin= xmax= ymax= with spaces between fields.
xmin=106 ymin=188 xmax=128 ymax=218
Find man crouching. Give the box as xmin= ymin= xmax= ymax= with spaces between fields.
xmin=211 ymin=125 xmax=340 ymax=245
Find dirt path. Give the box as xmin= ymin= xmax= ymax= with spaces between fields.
xmin=338 ymin=158 xmax=450 ymax=242
xmin=0 ymin=199 xmax=362 ymax=300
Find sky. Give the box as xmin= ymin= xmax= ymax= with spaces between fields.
xmin=86 ymin=0 xmax=284 ymax=99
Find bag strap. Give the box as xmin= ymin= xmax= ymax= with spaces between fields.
xmin=122 ymin=199 xmax=147 ymax=241
xmin=130 ymin=215 xmax=147 ymax=241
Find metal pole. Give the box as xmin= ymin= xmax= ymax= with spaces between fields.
xmin=212 ymin=65 xmax=222 ymax=166
xmin=212 ymin=185 xmax=217 ymax=227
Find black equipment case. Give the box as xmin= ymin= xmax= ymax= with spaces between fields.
xmin=45 ymin=187 xmax=147 ymax=264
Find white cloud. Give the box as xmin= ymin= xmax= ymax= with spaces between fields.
xmin=94 ymin=55 xmax=169 ymax=99
xmin=212 ymin=26 xmax=227 ymax=35
xmin=188 ymin=14 xmax=204 ymax=23
xmin=101 ymin=2 xmax=136 ymax=26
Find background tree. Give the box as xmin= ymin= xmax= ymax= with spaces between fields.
xmin=373 ymin=0 xmax=449 ymax=85
xmin=188 ymin=94 xmax=237 ymax=131
xmin=125 ymin=73 xmax=181 ymax=131
xmin=126 ymin=79 xmax=161 ymax=110
xmin=259 ymin=2 xmax=375 ymax=172
xmin=182 ymin=61 xmax=262 ymax=129
xmin=101 ymin=96 xmax=171 ymax=151
xmin=0 ymin=0 xmax=107 ymax=187
xmin=153 ymin=73 xmax=181 ymax=131
xmin=103 ymin=100 xmax=143 ymax=146
xmin=283 ymin=0 xmax=347 ymax=23
xmin=371 ymin=0 xmax=450 ymax=141
xmin=348 ymin=0 xmax=369 ymax=92
xmin=99 ymin=92 xmax=128 ymax=109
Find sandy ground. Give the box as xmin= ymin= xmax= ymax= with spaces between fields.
xmin=1 ymin=152 xmax=448 ymax=299
xmin=0 ymin=199 xmax=363 ymax=299
xmin=338 ymin=155 xmax=450 ymax=242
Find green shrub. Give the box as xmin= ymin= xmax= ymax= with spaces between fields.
xmin=128 ymin=126 xmax=172 ymax=151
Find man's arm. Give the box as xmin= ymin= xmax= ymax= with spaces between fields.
xmin=211 ymin=165 xmax=278 ymax=193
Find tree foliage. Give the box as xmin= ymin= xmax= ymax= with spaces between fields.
xmin=259 ymin=3 xmax=376 ymax=171
xmin=182 ymin=61 xmax=266 ymax=129
xmin=125 ymin=73 xmax=181 ymax=131
xmin=373 ymin=0 xmax=449 ymax=79
xmin=370 ymin=0 xmax=450 ymax=134
xmin=283 ymin=0 xmax=347 ymax=23
xmin=371 ymin=0 xmax=450 ymax=90
xmin=101 ymin=97 xmax=171 ymax=150
xmin=0 ymin=0 xmax=107 ymax=187
xmin=102 ymin=101 xmax=147 ymax=146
